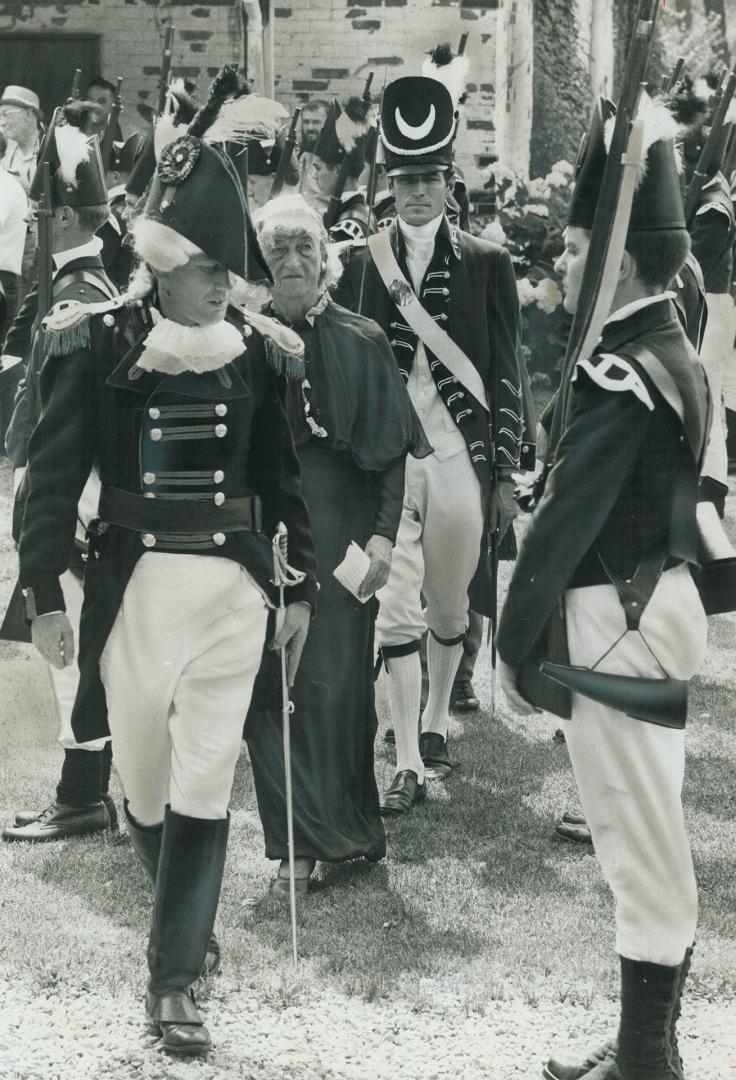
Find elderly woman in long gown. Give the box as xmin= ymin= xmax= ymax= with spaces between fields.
xmin=245 ymin=195 xmax=429 ymax=893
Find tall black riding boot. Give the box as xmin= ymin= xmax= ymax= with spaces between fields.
xmin=614 ymin=954 xmax=687 ymax=1080
xmin=667 ymin=946 xmax=693 ymax=1080
xmin=124 ymin=801 xmax=162 ymax=883
xmin=125 ymin=801 xmax=221 ymax=977
xmin=145 ymin=808 xmax=229 ymax=1057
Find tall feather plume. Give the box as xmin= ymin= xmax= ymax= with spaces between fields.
xmin=335 ymin=96 xmax=370 ymax=153
xmin=422 ymin=42 xmax=470 ymax=108
xmin=55 ymin=104 xmax=93 ymax=185
xmin=62 ymin=100 xmax=100 ymax=137
xmin=188 ymin=65 xmax=247 ymax=139
xmin=202 ymin=94 xmax=288 ymax=145
xmin=166 ymin=78 xmax=200 ymax=124
xmin=669 ymin=75 xmax=709 ymax=130
xmin=604 ymin=93 xmax=682 ymax=186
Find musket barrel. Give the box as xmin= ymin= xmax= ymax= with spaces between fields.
xmin=157 ymin=25 xmax=176 ymax=114
xmin=269 ymin=106 xmax=301 ymax=198
xmin=68 ymin=69 xmax=82 ymax=103
xmin=684 ymin=61 xmax=736 ymax=225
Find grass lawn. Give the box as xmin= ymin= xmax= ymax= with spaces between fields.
xmin=0 ymin=462 xmax=734 ymax=1079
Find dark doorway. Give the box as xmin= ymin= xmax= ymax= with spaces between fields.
xmin=0 ymin=33 xmax=101 ymax=123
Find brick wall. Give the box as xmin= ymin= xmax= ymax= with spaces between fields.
xmin=0 ymin=0 xmax=498 ymax=195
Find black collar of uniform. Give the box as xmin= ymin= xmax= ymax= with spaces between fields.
xmin=52 ymin=254 xmax=106 ymax=281
xmin=596 ymin=296 xmax=681 ymax=357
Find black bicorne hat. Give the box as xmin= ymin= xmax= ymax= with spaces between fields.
xmin=379 ymin=76 xmax=457 ymax=176
xmin=29 ymin=104 xmax=108 ymax=208
xmin=568 ymin=97 xmax=686 ymax=234
xmin=109 ymin=132 xmax=145 ymax=175
xmin=141 ymin=66 xmax=273 ymax=282
xmin=313 ymin=97 xmax=370 ymax=177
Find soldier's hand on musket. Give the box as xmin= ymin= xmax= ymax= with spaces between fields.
xmin=32 ymin=612 xmax=75 ymax=670
xmin=499 ymin=658 xmax=541 ymax=716
xmin=358 ymin=534 xmax=393 ymax=599
xmin=489 ymin=478 xmax=518 ymax=541
xmin=272 ymin=601 xmax=311 ymax=687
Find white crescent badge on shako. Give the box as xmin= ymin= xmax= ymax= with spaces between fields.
xmin=395 ymin=104 xmax=436 ymax=142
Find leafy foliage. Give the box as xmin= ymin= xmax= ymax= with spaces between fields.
xmin=478 ymin=160 xmax=574 ymax=384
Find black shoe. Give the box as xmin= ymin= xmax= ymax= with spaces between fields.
xmin=419 ymin=731 xmax=452 ymax=780
xmin=553 ymin=728 xmax=566 ymax=743
xmin=561 ymin=809 xmax=587 ymax=826
xmin=450 ymin=680 xmax=479 ymax=713
xmin=14 ymin=792 xmax=119 ymax=833
xmin=379 ymin=770 xmax=426 ymax=817
xmin=543 ymin=1039 xmax=617 ymax=1080
xmin=554 ymin=818 xmax=593 ymax=846
xmin=145 ymin=988 xmax=211 ymax=1057
xmin=2 ymin=800 xmax=109 ymax=842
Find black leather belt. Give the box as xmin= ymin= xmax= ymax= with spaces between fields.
xmin=99 ymin=486 xmax=262 ymax=536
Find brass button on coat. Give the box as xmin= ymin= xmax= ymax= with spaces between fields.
xmin=142 ymin=533 xmax=157 ymax=548
xmin=215 ymin=404 xmax=228 ymax=417
xmin=212 ymin=532 xmax=226 ymax=546
xmin=149 ymin=407 xmax=161 ymax=419
xmin=143 ymin=472 xmax=156 ymax=485
xmin=150 ymin=428 xmax=162 ymax=442
xmin=214 ymin=492 xmax=225 ymax=506
xmin=213 ymin=470 xmax=225 ymax=483
xmin=215 ymin=424 xmax=227 ymax=438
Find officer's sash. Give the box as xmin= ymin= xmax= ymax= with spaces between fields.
xmin=367 ymin=230 xmax=489 ymax=413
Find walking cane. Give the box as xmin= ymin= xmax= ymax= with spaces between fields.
xmin=271 ymin=522 xmax=305 ymax=968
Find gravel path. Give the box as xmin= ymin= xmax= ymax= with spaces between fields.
xmin=1 ymin=970 xmax=734 ymax=1080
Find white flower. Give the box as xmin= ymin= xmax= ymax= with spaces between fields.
xmin=525 ymin=178 xmax=549 ymax=199
xmin=516 ymin=277 xmax=536 ymax=307
xmin=551 ymin=159 xmax=574 ymax=176
xmin=533 ymin=277 xmax=563 ymax=314
xmin=486 ymin=162 xmax=517 ymax=184
xmin=482 ymin=220 xmax=508 ymax=245
xmin=525 ymin=202 xmax=550 ymax=217
xmin=545 ymin=169 xmax=568 ymax=188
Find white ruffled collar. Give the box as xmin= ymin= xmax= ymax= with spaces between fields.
xmin=136 ymin=308 xmax=245 ymax=375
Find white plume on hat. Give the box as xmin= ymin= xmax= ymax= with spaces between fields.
xmin=422 ymin=43 xmax=469 ymax=109
xmin=604 ymin=92 xmax=682 ymax=185
xmin=201 ymin=94 xmax=288 ymax=146
xmin=55 ymin=123 xmax=92 ymax=186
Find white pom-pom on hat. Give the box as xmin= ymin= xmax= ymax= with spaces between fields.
xmin=55 ymin=124 xmax=92 ymax=187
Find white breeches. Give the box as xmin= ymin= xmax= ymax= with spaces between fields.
xmin=563 ymin=564 xmax=708 ymax=966
xmin=700 ymin=292 xmax=736 ymax=488
xmin=100 ymin=554 xmax=268 ymax=826
xmin=375 ymin=451 xmax=484 ymax=646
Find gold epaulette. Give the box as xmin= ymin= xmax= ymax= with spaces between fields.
xmin=241 ymin=308 xmax=305 ymax=379
xmin=42 ymin=296 xmax=127 ymax=357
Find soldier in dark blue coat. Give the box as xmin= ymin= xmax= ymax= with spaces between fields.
xmin=335 ymin=71 xmax=529 ymax=814
xmin=497 ymin=99 xmax=711 ymax=1080
xmin=2 ymin=105 xmax=120 ymax=843
xmin=16 ymin=69 xmax=317 ymax=1058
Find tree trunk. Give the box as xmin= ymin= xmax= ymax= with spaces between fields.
xmin=590 ymin=0 xmax=615 ymax=99
xmin=704 ymin=0 xmax=730 ymax=61
xmin=495 ymin=0 xmax=534 ymax=177
xmin=530 ymin=0 xmax=591 ymax=177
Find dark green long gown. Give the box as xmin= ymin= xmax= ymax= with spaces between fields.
xmin=245 ymin=298 xmax=428 ymax=864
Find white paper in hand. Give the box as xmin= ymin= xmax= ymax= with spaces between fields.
xmin=333 ymin=541 xmax=372 ymax=602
